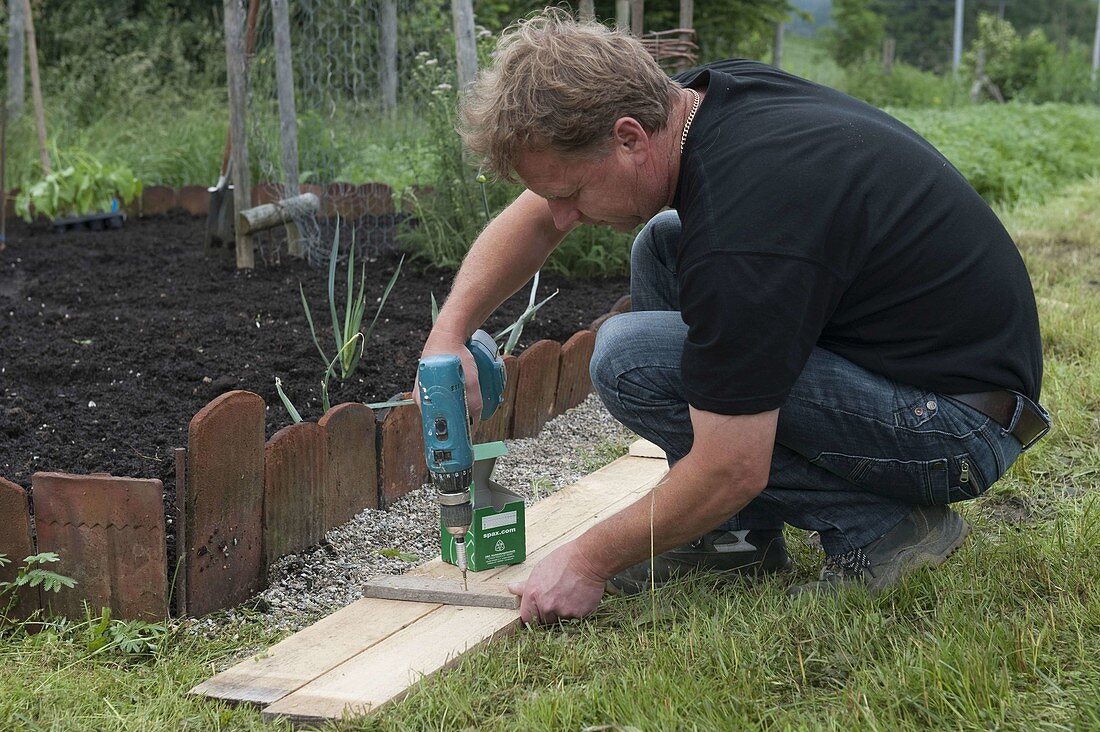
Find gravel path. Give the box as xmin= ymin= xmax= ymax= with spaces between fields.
xmin=189 ymin=393 xmax=636 ymax=637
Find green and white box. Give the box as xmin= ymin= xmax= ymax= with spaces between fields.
xmin=441 ymin=441 xmax=526 ymax=571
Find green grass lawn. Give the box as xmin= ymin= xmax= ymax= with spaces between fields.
xmin=2 ymin=174 xmax=1097 ymax=730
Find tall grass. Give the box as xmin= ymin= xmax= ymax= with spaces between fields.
xmin=896 ymin=105 xmax=1100 ymax=206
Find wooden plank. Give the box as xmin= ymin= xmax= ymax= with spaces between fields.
xmin=260 ymin=458 xmax=666 ymax=722
xmin=628 ymin=438 xmax=666 ymax=460
xmin=362 ymin=575 xmax=518 ymax=610
xmin=190 ymin=598 xmax=439 ymax=705
xmin=262 ymin=605 xmax=518 ymax=723
xmin=195 ymin=455 xmax=667 ymax=716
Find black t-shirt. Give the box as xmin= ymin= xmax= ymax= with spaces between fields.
xmin=671 ymin=61 xmax=1042 ymax=415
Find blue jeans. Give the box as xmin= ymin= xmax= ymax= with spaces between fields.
xmin=589 ymin=211 xmax=1025 ymax=555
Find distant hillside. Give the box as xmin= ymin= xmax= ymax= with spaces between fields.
xmin=788 ymin=0 xmax=831 ymax=36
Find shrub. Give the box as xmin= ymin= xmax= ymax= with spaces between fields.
xmin=965 ymin=13 xmax=1058 ymax=102
xmin=1024 ymin=42 xmax=1100 ymax=105
xmin=843 ymin=61 xmax=966 ymax=108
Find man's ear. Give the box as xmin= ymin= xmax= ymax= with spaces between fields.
xmin=612 ymin=117 xmax=649 ymax=157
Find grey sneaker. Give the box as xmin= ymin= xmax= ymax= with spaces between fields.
xmin=607 ymin=529 xmax=792 ymax=596
xmin=790 ymin=505 xmax=970 ymax=596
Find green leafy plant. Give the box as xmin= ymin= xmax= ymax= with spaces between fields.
xmin=276 ymin=222 xmax=404 ymax=422
xmin=15 ymin=151 xmax=142 ymax=222
xmin=83 ymin=607 xmax=166 ymax=656
xmin=494 ymin=272 xmax=558 ymax=357
xmin=1 ymin=552 xmax=77 ymax=622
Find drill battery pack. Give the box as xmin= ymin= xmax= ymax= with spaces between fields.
xmin=440 ymin=441 xmax=526 ymax=572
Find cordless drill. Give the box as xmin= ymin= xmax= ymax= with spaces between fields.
xmin=417 ymin=330 xmax=506 ymax=589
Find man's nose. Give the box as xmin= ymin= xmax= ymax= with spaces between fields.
xmin=547 ymin=199 xmax=580 ymax=231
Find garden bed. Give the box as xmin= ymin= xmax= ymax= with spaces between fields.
xmin=0 ymin=212 xmax=629 ymax=493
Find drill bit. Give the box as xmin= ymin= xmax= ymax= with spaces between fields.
xmin=456 ymin=539 xmax=469 ymax=591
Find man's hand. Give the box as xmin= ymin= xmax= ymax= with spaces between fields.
xmin=413 ymin=333 xmax=484 ymax=429
xmin=508 ymin=541 xmax=606 ymax=626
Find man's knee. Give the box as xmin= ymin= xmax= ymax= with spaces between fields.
xmin=630 ymin=209 xmax=681 ymax=271
xmin=590 ymin=315 xmax=629 ymax=396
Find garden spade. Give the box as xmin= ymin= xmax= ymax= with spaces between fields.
xmin=204 ymin=142 xmax=234 ymax=249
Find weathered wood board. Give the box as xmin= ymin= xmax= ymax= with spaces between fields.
xmin=192 ymin=442 xmax=667 ymax=723
xmin=362 ymin=575 xmax=519 ymax=610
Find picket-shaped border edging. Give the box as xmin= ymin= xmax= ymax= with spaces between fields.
xmin=0 ymin=477 xmax=40 ymax=619
xmin=0 ymin=297 xmax=631 ymax=620
xmin=33 ymin=472 xmax=168 ymax=621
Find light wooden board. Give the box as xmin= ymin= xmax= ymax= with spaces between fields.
xmin=190 ymin=597 xmax=440 ymax=705
xmin=263 ymin=605 xmax=519 ymax=723
xmin=362 ymin=575 xmax=519 ymax=609
xmin=194 ymin=448 xmax=667 ymax=722
xmin=628 ymin=438 xmax=667 ymax=460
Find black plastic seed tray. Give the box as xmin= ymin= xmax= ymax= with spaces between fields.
xmin=51 ymin=210 xmax=126 ymax=233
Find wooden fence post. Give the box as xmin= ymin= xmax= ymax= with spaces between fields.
xmin=380 ymin=0 xmax=398 ymax=113
xmin=224 ymin=0 xmax=254 ymax=268
xmin=630 ymin=0 xmax=644 ymax=37
xmin=21 ymin=0 xmax=47 ymax=174
xmin=270 ymin=0 xmax=303 ymax=257
xmin=6 ymin=0 xmax=24 ymax=118
xmin=615 ymin=0 xmax=629 ymax=31
xmin=578 ymin=0 xmax=595 ymax=21
xmin=451 ymin=0 xmax=478 ymax=90
xmin=678 ymin=0 xmax=694 ymax=71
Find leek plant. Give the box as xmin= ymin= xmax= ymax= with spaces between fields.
xmin=364 ymin=273 xmax=556 ymax=411
xmin=276 ymin=222 xmax=403 ymax=422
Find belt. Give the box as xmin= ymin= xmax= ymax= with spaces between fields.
xmin=949 ymin=390 xmax=1050 ymax=450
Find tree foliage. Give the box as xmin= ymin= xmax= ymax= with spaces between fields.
xmin=966 ymin=13 xmax=1058 ymax=101
xmin=873 ymin=0 xmax=1098 ymax=74
xmin=825 ymin=0 xmax=886 ymax=67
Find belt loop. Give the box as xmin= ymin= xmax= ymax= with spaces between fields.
xmin=1004 ymin=392 xmax=1025 ymax=435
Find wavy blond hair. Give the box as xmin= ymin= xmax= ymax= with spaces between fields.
xmin=459 ymin=7 xmax=677 ymax=181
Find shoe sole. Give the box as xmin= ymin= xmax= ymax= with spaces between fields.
xmin=867 ymin=514 xmax=970 ymax=592
xmin=789 ymin=510 xmax=971 ymax=597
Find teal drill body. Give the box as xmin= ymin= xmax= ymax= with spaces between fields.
xmin=418 ymin=330 xmax=506 ymax=587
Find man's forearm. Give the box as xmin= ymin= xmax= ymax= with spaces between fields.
xmin=427 ymin=190 xmax=566 ymax=347
xmin=573 ymin=451 xmax=765 ymax=579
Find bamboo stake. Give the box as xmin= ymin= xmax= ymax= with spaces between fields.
xmin=22 ymin=0 xmax=48 ymax=174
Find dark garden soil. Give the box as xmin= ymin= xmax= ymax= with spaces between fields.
xmin=0 ymin=213 xmax=629 ymax=497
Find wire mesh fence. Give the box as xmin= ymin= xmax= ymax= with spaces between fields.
xmin=244 ymin=0 xmax=458 ymax=266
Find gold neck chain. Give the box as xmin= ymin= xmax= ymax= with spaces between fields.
xmin=680 ymin=88 xmax=701 ymax=154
